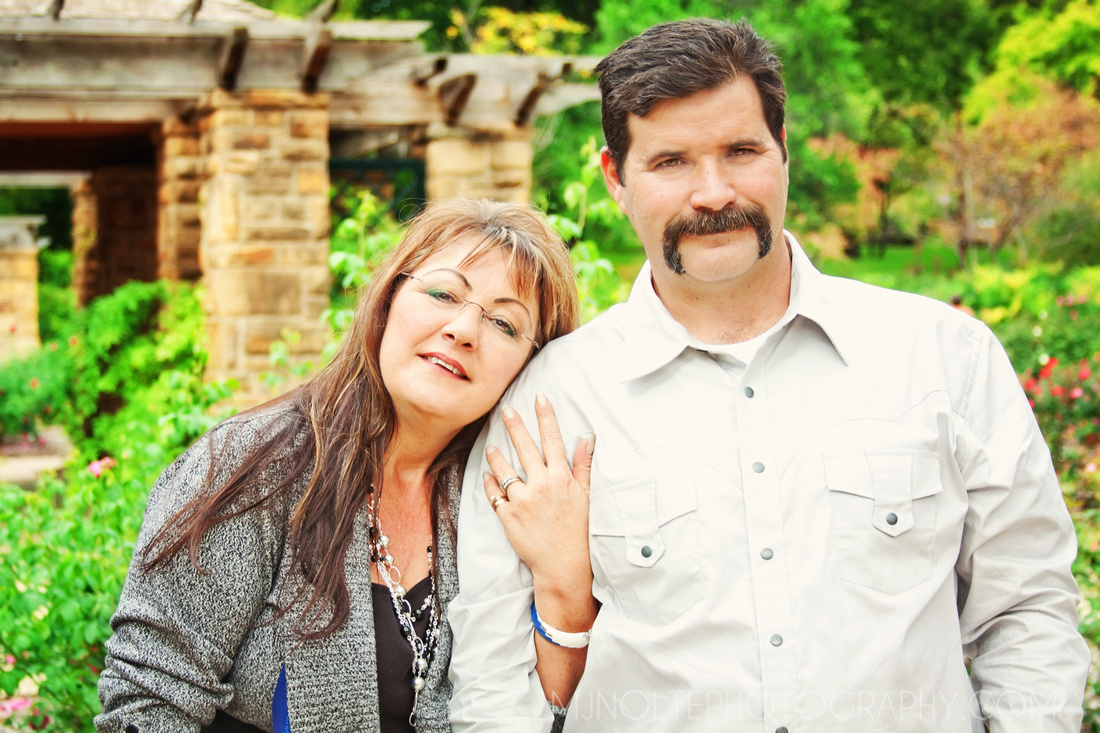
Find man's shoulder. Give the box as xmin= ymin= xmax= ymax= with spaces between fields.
xmin=816 ymin=270 xmax=982 ymax=331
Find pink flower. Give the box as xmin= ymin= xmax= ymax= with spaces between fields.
xmin=0 ymin=697 xmax=33 ymax=714
xmin=1080 ymin=368 xmax=1093 ymax=381
xmin=1087 ymin=463 xmax=1098 ymax=474
xmin=1070 ymin=387 xmax=1084 ymax=399
xmin=88 ymin=456 xmax=117 ymax=477
xmin=4 ymin=654 xmax=14 ymax=664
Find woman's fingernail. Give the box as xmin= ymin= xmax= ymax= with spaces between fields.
xmin=486 ymin=445 xmax=498 ymax=457
xmin=535 ymin=391 xmax=548 ymax=407
xmin=502 ymin=404 xmax=516 ymax=420
xmin=483 ymin=472 xmax=494 ymax=483
xmin=584 ymin=433 xmax=596 ymax=455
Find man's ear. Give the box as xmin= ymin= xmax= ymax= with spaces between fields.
xmin=600 ymin=147 xmax=628 ymax=214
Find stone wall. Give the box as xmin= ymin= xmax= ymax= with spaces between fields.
xmin=196 ymin=89 xmax=332 ymax=394
xmin=157 ymin=119 xmax=204 ymax=281
xmin=0 ymin=234 xmax=39 ymax=361
xmin=425 ymin=124 xmax=533 ymax=203
xmin=0 ymin=217 xmax=43 ymax=361
xmin=72 ymin=167 xmax=158 ymax=306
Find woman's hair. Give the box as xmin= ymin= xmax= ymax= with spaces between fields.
xmin=144 ymin=198 xmax=579 ymax=639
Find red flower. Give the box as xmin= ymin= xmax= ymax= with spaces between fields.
xmin=69 ymin=335 xmax=78 ymax=348
xmin=28 ymin=378 xmax=39 ymax=390
xmin=1028 ymin=399 xmax=1036 ymax=409
xmin=1039 ymin=357 xmax=1059 ymax=379
xmin=48 ymin=341 xmax=58 ymax=351
xmin=1023 ymin=378 xmax=1038 ymax=392
xmin=1051 ymin=385 xmax=1066 ymax=397
xmin=1080 ymin=368 xmax=1093 ymax=381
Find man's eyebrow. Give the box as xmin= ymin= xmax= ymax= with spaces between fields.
xmin=639 ymin=149 xmax=686 ymax=167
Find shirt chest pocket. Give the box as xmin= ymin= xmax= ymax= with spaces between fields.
xmin=825 ymin=450 xmax=942 ymax=595
xmin=589 ymin=477 xmax=703 ymax=625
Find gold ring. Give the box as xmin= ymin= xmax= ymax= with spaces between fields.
xmin=490 ymin=495 xmax=507 ymax=511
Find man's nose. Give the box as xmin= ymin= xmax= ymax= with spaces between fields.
xmin=689 ymin=160 xmax=737 ymax=212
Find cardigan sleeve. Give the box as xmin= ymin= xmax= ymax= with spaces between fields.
xmin=95 ymin=411 xmax=300 ymax=733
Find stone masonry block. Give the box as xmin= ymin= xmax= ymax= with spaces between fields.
xmin=302 ymin=265 xmax=331 ymax=297
xmin=210 ymin=109 xmax=251 ymax=129
xmin=212 ymin=129 xmax=270 ymax=152
xmin=278 ymin=139 xmax=328 ymax=163
xmin=278 ymin=246 xmax=328 ymax=267
xmin=243 ymin=198 xmax=279 ymax=222
xmin=204 ymin=318 xmax=240 ymax=371
xmin=490 ymin=140 xmax=533 ymax=170
xmin=207 ymin=246 xmax=276 ymax=268
xmin=206 ymin=152 xmax=260 ymax=177
xmin=164 ymin=136 xmax=202 ymax=158
xmin=158 ymin=181 xmax=201 ymax=205
xmin=253 ymin=110 xmax=286 ymax=128
xmin=426 ymin=139 xmax=489 ymax=178
xmin=243 ymin=226 xmax=311 ymax=242
xmin=246 ymin=90 xmax=331 ymax=109
xmin=297 ymin=167 xmax=328 ymax=196
xmin=281 ymin=199 xmax=306 ymax=223
xmin=161 ymin=157 xmax=204 ymax=181
xmin=289 ymin=110 xmax=328 ymax=139
xmin=207 ymin=270 xmax=303 ymax=316
xmin=243 ymin=321 xmax=325 ymax=356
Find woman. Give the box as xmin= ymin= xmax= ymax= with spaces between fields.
xmin=95 ymin=198 xmax=590 ymax=732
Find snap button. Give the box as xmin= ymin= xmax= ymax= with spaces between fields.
xmin=886 ymin=512 xmax=899 ymax=526
xmin=752 ymin=462 xmax=765 ymax=473
xmin=770 ymin=634 xmax=783 ymax=647
xmin=760 ymin=547 xmax=774 ymax=560
xmin=744 ymin=386 xmax=754 ymax=398
xmin=640 ymin=545 xmax=653 ymax=558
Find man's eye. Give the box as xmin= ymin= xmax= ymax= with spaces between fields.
xmin=656 ymin=158 xmax=681 ymax=168
xmin=488 ymin=316 xmax=518 ymax=338
xmin=426 ymin=288 xmax=460 ymax=304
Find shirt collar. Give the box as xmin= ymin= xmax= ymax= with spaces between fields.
xmin=617 ymin=231 xmax=853 ymax=383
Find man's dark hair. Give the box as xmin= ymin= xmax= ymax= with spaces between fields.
xmin=595 ymin=18 xmax=787 ymax=183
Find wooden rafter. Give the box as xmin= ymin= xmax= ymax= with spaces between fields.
xmin=305 ymin=0 xmax=340 ymax=23
xmin=40 ymin=0 xmax=63 ymax=20
xmin=177 ymin=0 xmax=203 ymax=23
xmin=513 ymin=62 xmax=573 ymax=127
xmin=438 ymin=73 xmax=477 ymax=126
xmin=300 ymin=25 xmax=333 ymax=93
xmin=413 ymin=57 xmax=447 ymax=87
xmin=218 ymin=26 xmax=249 ymax=90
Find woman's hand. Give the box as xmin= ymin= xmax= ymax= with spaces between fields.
xmin=483 ymin=392 xmax=593 ymax=596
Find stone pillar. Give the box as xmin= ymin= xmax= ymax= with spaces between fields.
xmin=70 ymin=179 xmax=99 ymax=307
xmin=197 ymin=89 xmax=332 ymax=395
xmin=158 ymin=119 xmax=204 ymax=281
xmin=425 ymin=124 xmax=533 ymax=203
xmin=71 ymin=167 xmax=158 ymax=306
xmin=0 ymin=217 xmax=43 ymax=361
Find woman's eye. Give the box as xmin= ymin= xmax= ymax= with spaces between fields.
xmin=426 ymin=288 xmax=460 ymax=304
xmin=488 ymin=316 xmax=518 ymax=338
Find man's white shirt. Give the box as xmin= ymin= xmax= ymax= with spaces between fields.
xmin=448 ymin=234 xmax=1089 ymax=732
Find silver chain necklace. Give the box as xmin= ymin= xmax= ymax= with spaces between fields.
xmin=367 ymin=485 xmax=440 ymax=727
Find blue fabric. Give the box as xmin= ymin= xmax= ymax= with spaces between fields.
xmin=272 ymin=664 xmax=291 ymax=733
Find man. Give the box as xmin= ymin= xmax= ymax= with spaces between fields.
xmin=448 ymin=18 xmax=1089 ymax=732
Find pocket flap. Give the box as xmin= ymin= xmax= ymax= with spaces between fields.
xmin=826 ymin=450 xmax=943 ymax=538
xmin=589 ymin=477 xmax=697 ymax=568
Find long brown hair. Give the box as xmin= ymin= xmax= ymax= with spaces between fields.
xmin=144 ymin=198 xmax=579 ymax=639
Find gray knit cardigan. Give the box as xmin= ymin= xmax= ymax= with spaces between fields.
xmin=95 ymin=403 xmax=459 ymax=733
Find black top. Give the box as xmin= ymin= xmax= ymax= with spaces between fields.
xmin=372 ymin=577 xmax=433 ymax=733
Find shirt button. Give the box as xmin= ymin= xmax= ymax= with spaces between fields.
xmin=770 ymin=634 xmax=783 ymax=647
xmin=776 ymin=727 xmax=789 ymax=733
xmin=886 ymin=512 xmax=899 ymax=525
xmin=744 ymin=386 xmax=754 ymax=398
xmin=760 ymin=547 xmax=774 ymax=560
xmin=752 ymin=462 xmax=765 ymax=473
xmin=640 ymin=545 xmax=653 ymax=558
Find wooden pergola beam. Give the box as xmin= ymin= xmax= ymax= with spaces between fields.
xmin=0 ymin=17 xmax=430 ymax=41
xmin=218 ymin=26 xmax=249 ymax=90
xmin=178 ymin=0 xmax=203 ymax=23
xmin=513 ymin=62 xmax=573 ymax=127
xmin=413 ymin=56 xmax=447 ymax=87
xmin=300 ymin=26 xmax=333 ymax=94
xmin=438 ymin=74 xmax=476 ymax=126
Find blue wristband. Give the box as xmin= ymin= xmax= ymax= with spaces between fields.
xmin=531 ymin=602 xmax=592 ymax=649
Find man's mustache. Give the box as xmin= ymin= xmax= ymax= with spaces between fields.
xmin=662 ymin=205 xmax=773 ymax=274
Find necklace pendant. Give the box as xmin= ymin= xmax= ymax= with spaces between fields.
xmin=413 ymin=676 xmax=426 ymax=691
xmin=415 ymin=657 xmax=428 ymax=674
xmin=395 ymin=584 xmax=407 ymax=599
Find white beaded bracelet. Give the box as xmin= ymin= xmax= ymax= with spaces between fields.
xmin=531 ymin=602 xmax=592 ymax=649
